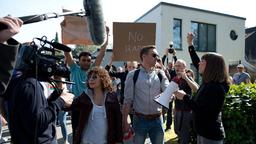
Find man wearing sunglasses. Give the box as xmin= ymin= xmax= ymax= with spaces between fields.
xmin=123 ymin=45 xmax=169 ymax=144
xmin=64 ymin=27 xmax=109 ymax=135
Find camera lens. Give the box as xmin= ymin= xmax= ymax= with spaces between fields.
xmin=168 ymin=48 xmax=174 ymax=54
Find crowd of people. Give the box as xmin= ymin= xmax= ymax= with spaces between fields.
xmin=0 ymin=15 xmax=254 ymax=144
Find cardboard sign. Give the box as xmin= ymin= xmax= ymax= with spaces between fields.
xmin=113 ymin=22 xmax=156 ymax=61
xmin=61 ymin=9 xmax=93 ymax=45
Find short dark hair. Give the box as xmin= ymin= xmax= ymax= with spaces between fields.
xmin=201 ymin=53 xmax=230 ymax=84
xmin=78 ymin=52 xmax=91 ymax=60
xmin=139 ymin=45 xmax=156 ymax=61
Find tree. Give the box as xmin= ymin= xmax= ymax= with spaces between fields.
xmin=72 ymin=44 xmax=99 ymax=59
xmin=54 ymin=32 xmax=64 ymax=58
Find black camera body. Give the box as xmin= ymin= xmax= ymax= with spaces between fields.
xmin=168 ymin=43 xmax=174 ymax=54
xmin=16 ymin=41 xmax=70 ymax=82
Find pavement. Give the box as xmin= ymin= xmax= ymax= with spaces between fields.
xmin=1 ymin=115 xmax=177 ymax=144
xmin=0 ymin=115 xmax=152 ymax=144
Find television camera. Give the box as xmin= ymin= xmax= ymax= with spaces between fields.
xmin=16 ymin=36 xmax=73 ymax=85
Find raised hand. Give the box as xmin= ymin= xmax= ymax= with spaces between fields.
xmin=187 ymin=32 xmax=194 ymax=46
xmin=0 ymin=16 xmax=23 ymax=43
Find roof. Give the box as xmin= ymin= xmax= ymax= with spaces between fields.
xmin=135 ymin=2 xmax=246 ymax=22
xmin=245 ymin=27 xmax=256 ymax=39
xmin=246 ymin=26 xmax=256 ymax=34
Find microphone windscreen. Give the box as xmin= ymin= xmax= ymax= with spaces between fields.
xmin=84 ymin=0 xmax=106 ymax=45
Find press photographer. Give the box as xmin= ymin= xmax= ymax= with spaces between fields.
xmin=168 ymin=41 xmax=175 ymax=54
xmin=3 ymin=39 xmax=74 ymax=144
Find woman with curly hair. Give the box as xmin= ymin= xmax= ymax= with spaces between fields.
xmin=67 ymin=66 xmax=123 ymax=144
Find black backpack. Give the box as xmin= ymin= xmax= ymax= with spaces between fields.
xmin=133 ymin=69 xmax=163 ymax=85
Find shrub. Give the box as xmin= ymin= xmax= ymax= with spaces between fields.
xmin=223 ymin=83 xmax=256 ymax=144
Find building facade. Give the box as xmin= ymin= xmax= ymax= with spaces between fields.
xmin=135 ymin=2 xmax=246 ymax=74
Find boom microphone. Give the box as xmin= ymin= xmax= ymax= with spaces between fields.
xmin=0 ymin=15 xmax=45 ymax=31
xmin=36 ymin=38 xmax=72 ymax=52
xmin=0 ymin=11 xmax=84 ymax=31
xmin=84 ymin=0 xmax=106 ymax=45
xmin=19 ymin=15 xmax=48 ymax=24
xmin=0 ymin=0 xmax=106 ymax=46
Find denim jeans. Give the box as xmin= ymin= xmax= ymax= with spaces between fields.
xmin=133 ymin=115 xmax=164 ymax=144
xmin=58 ymin=111 xmax=68 ymax=141
xmin=197 ymin=135 xmax=223 ymax=144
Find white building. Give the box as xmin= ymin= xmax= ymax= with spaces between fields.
xmin=135 ymin=2 xmax=246 ymax=73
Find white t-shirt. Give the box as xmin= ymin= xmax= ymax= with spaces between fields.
xmin=81 ymin=101 xmax=108 ymax=144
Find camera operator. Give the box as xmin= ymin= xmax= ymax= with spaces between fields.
xmin=3 ymin=43 xmax=74 ymax=144
xmin=0 ymin=16 xmax=23 ymax=142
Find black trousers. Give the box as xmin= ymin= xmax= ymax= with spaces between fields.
xmin=166 ymin=101 xmax=173 ymax=128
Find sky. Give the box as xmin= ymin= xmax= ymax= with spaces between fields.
xmin=0 ymin=0 xmax=255 ymax=43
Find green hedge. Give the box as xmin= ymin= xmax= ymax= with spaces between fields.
xmin=223 ymin=83 xmax=256 ymax=144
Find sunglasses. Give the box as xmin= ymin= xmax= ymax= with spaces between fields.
xmin=152 ymin=53 xmax=159 ymax=59
xmin=88 ymin=75 xmax=98 ymax=81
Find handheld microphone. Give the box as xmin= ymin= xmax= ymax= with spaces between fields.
xmin=84 ymin=0 xmax=106 ymax=45
xmin=36 ymin=37 xmax=72 ymax=52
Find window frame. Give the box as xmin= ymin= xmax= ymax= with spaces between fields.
xmin=191 ymin=21 xmax=216 ymax=52
xmin=173 ymin=18 xmax=182 ymax=50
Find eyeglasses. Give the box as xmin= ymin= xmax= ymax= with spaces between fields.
xmin=88 ymin=75 xmax=98 ymax=81
xmin=152 ymin=53 xmax=159 ymax=59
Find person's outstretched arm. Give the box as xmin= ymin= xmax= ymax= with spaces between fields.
xmin=94 ymin=26 xmax=109 ymax=66
xmin=161 ymin=48 xmax=168 ymax=65
xmin=187 ymin=33 xmax=200 ymax=70
xmin=64 ymin=51 xmax=75 ymax=67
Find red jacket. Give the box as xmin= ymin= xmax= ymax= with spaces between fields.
xmin=68 ymin=91 xmax=123 ymax=144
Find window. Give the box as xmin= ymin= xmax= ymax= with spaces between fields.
xmin=191 ymin=22 xmax=216 ymax=52
xmin=173 ymin=19 xmax=182 ymax=49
